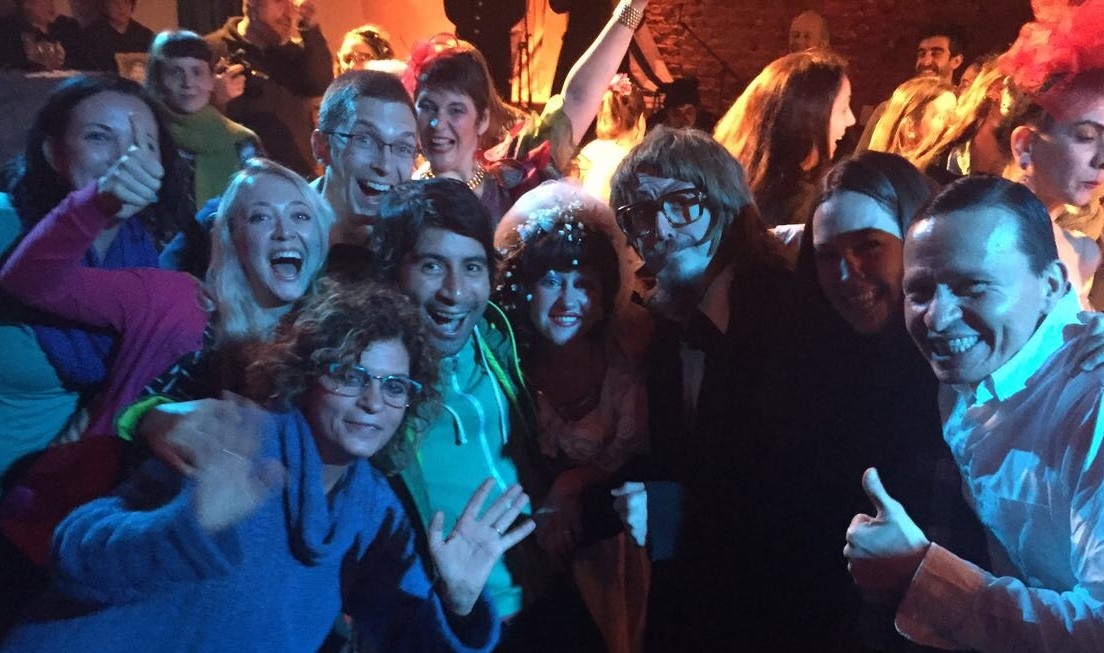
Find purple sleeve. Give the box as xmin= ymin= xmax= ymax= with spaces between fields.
xmin=0 ymin=183 xmax=200 ymax=332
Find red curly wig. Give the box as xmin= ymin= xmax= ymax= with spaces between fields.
xmin=999 ymin=0 xmax=1104 ymax=114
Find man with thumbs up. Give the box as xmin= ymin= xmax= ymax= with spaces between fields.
xmin=845 ymin=176 xmax=1104 ymax=651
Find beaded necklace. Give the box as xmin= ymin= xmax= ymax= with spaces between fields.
xmin=424 ymin=162 xmax=486 ymax=190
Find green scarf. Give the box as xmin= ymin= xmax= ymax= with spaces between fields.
xmin=165 ymin=105 xmax=259 ymax=206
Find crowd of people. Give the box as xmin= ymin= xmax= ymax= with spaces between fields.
xmin=0 ymin=0 xmax=1103 ymax=651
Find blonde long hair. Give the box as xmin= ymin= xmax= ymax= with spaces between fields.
xmin=867 ymin=77 xmax=956 ymax=170
xmin=206 ymin=159 xmax=335 ymax=344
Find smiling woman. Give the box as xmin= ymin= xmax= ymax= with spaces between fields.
xmin=0 ymin=280 xmax=536 ymax=652
xmin=782 ymin=152 xmax=991 ymax=649
xmin=406 ymin=0 xmax=651 ymax=227
xmin=0 ymin=74 xmax=194 ymax=473
xmin=493 ymin=180 xmax=651 ymax=652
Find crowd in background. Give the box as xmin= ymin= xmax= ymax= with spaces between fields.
xmin=0 ymin=0 xmax=1103 ymax=651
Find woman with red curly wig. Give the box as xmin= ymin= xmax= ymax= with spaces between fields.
xmin=998 ymin=0 xmax=1104 ymax=307
xmin=404 ymin=1 xmax=649 ymax=226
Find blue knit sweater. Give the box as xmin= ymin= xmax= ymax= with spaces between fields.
xmin=1 ymin=411 xmax=498 ymax=653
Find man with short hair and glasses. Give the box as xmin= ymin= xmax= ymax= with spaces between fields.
xmin=608 ymin=127 xmax=804 ymax=650
xmin=310 ymin=70 xmax=419 ymax=255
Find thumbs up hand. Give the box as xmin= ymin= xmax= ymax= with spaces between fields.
xmin=843 ymin=468 xmax=930 ymax=602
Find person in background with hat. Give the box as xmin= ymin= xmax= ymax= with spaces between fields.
xmin=645 ymin=76 xmax=717 ymax=133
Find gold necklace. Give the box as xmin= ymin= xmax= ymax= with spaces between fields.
xmin=424 ymin=162 xmax=486 ymax=190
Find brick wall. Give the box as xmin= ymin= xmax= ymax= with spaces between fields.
xmin=644 ymin=0 xmax=1033 ymax=119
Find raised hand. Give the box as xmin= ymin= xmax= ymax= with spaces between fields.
xmin=296 ymin=0 xmax=318 ymax=31
xmin=95 ymin=113 xmax=163 ymax=219
xmin=427 ymin=480 xmax=535 ymax=616
xmin=213 ymin=61 xmax=246 ymax=105
xmin=611 ymin=481 xmax=647 ymax=547
xmin=843 ymin=468 xmax=929 ymax=601
xmin=144 ymin=392 xmax=252 ymax=476
xmin=190 ymin=395 xmax=285 ymax=534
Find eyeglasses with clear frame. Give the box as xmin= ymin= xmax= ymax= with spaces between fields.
xmin=324 ymin=130 xmax=419 ymax=161
xmin=320 ymin=362 xmax=422 ymax=409
xmin=615 ymin=188 xmax=708 ymax=239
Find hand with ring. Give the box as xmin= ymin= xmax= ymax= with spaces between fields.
xmin=427 ymin=479 xmax=535 ymax=616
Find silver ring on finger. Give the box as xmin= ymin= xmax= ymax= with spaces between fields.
xmin=493 ymin=526 xmax=505 ymax=537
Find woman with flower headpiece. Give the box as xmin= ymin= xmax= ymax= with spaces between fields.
xmin=998 ymin=0 xmax=1104 ymax=307
xmin=494 ymin=180 xmax=651 ymax=653
xmin=404 ymin=0 xmax=650 ymax=228
xmin=575 ymin=73 xmax=647 ymax=203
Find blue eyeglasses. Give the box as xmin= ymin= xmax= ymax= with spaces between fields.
xmin=321 ymin=362 xmax=422 ymax=408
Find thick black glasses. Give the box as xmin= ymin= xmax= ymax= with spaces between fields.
xmin=615 ymin=188 xmax=708 ymax=239
xmin=324 ymin=130 xmax=419 ymax=160
xmin=321 ymin=362 xmax=422 ymax=408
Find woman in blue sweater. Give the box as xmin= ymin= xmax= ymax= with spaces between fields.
xmin=1 ymin=280 xmax=534 ymax=652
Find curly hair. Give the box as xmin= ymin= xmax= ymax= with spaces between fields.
xmin=713 ymin=50 xmax=849 ymax=226
xmin=2 ymin=74 xmax=196 ymax=259
xmin=244 ymin=278 xmax=440 ymax=474
xmin=495 ymin=186 xmax=621 ymax=350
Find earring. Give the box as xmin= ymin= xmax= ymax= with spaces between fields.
xmin=525 ymin=293 xmax=532 ymax=302
xmin=1020 ymin=156 xmax=1030 ymax=170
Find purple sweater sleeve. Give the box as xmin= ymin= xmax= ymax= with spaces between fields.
xmin=0 ymin=183 xmax=200 ymax=332
xmin=0 ymin=183 xmax=209 ymax=438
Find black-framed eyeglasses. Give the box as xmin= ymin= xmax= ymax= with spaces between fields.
xmin=615 ymin=188 xmax=708 ymax=239
xmin=324 ymin=130 xmax=419 ymax=160
xmin=321 ymin=362 xmax=422 ymax=408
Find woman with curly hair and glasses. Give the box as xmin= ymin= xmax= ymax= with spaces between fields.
xmin=1 ymin=280 xmax=534 ymax=652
